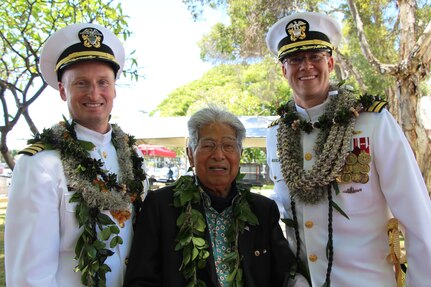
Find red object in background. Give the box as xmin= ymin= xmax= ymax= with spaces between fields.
xmin=138 ymin=144 xmax=177 ymax=158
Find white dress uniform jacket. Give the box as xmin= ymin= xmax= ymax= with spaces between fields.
xmin=266 ymin=92 xmax=431 ymax=287
xmin=5 ymin=124 xmax=136 ymax=287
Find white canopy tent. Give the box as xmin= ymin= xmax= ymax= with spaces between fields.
xmin=112 ymin=113 xmax=278 ymax=148
xmin=112 ymin=112 xmax=278 ymax=185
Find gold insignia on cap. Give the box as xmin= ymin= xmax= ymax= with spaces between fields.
xmin=79 ymin=28 xmax=103 ymax=48
xmin=286 ymin=20 xmax=308 ymax=42
xmin=55 ymin=27 xmax=118 ymax=74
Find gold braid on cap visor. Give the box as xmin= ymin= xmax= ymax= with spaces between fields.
xmin=278 ymin=39 xmax=334 ymax=60
xmin=55 ymin=51 xmax=119 ymax=72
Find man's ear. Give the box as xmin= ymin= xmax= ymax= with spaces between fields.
xmin=327 ymin=55 xmax=335 ymax=72
xmin=186 ymin=147 xmax=194 ymax=167
xmin=281 ymin=63 xmax=288 ymax=79
xmin=59 ymin=82 xmax=67 ymax=101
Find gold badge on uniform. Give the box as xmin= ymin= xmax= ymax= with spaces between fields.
xmin=337 ymin=137 xmax=371 ymax=184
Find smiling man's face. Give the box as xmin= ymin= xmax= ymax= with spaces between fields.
xmin=282 ymin=51 xmax=334 ymax=108
xmin=187 ymin=122 xmax=241 ymax=197
xmin=59 ymin=61 xmax=116 ymax=133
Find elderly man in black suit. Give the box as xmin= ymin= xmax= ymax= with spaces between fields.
xmin=124 ymin=105 xmax=308 ymax=287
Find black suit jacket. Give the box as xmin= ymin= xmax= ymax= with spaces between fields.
xmin=124 ymin=183 xmax=296 ymax=287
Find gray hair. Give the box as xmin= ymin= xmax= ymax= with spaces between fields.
xmin=187 ymin=105 xmax=246 ymax=151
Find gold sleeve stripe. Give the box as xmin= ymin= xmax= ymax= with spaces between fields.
xmin=366 ymin=101 xmax=388 ymax=113
xmin=18 ymin=142 xmax=45 ymax=156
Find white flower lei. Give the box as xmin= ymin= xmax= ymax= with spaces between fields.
xmin=276 ymin=86 xmax=359 ymax=204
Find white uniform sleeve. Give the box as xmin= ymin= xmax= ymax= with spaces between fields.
xmin=5 ymin=152 xmax=64 ymax=287
xmin=133 ymin=145 xmax=149 ymax=198
xmin=373 ymin=110 xmax=431 ymax=287
xmin=266 ymin=124 xmax=289 ymax=218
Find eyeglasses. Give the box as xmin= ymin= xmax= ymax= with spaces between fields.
xmin=197 ymin=140 xmax=240 ymax=154
xmin=283 ymin=52 xmax=328 ymax=66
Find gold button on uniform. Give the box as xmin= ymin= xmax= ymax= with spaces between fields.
xmin=304 ymin=152 xmax=313 ymax=161
xmin=254 ymin=250 xmax=261 ymax=256
xmin=305 ymin=221 xmax=314 ymax=228
xmin=308 ymin=254 xmax=318 ymax=262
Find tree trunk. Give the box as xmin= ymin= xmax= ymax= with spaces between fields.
xmin=0 ymin=133 xmax=15 ymax=170
xmin=348 ymin=0 xmax=431 ymax=193
xmin=396 ymin=0 xmax=430 ymax=193
xmin=395 ymin=74 xmax=431 ymax=193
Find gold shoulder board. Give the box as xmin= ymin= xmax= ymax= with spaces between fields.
xmin=18 ymin=142 xmax=45 ymax=156
xmin=365 ymin=100 xmax=388 ymax=113
xmin=268 ymin=118 xmax=280 ymax=128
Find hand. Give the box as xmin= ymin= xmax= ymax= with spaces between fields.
xmin=286 ymin=273 xmax=310 ymax=287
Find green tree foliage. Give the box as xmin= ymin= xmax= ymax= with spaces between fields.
xmin=186 ymin=0 xmax=323 ymax=62
xmin=178 ymin=0 xmax=431 ymax=188
xmin=339 ymin=1 xmax=398 ymax=95
xmin=183 ymin=0 xmax=431 ymax=96
xmin=153 ymin=56 xmax=288 ymax=165
xmin=199 ymin=23 xmax=237 ymax=62
xmin=241 ymin=148 xmax=266 ymax=164
xmin=0 ymin=0 xmax=137 ymax=168
xmin=154 ymin=56 xmax=291 ymax=116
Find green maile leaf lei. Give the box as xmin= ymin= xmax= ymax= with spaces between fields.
xmin=173 ymin=174 xmax=259 ymax=287
xmin=29 ymin=117 xmax=146 ymax=287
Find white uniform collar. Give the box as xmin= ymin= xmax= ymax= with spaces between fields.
xmin=295 ymin=90 xmax=339 ymax=122
xmin=74 ymin=123 xmax=112 ymax=146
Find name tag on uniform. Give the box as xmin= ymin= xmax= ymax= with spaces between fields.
xmin=271 ymin=158 xmax=279 ymax=162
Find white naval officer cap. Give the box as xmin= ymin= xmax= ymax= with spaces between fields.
xmin=39 ymin=23 xmax=125 ymax=90
xmin=266 ymin=11 xmax=342 ymax=62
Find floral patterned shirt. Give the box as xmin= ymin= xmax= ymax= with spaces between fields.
xmin=202 ymin=191 xmax=236 ymax=287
